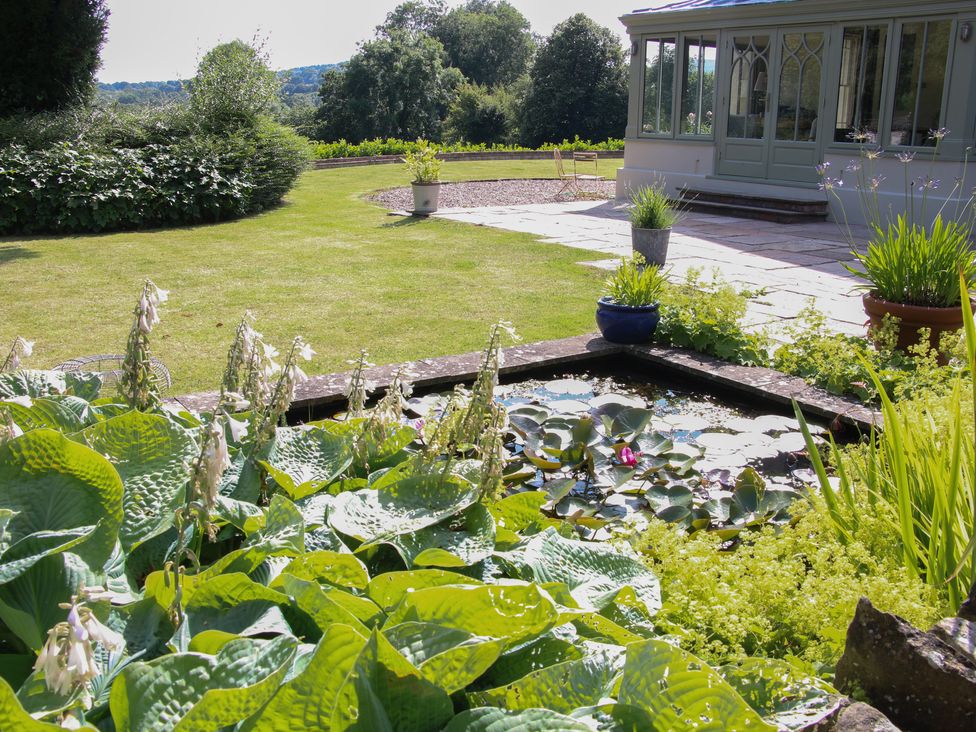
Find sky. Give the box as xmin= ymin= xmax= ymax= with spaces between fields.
xmin=97 ymin=1 xmax=637 ymax=83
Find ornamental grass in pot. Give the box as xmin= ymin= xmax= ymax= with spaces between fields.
xmin=629 ymin=181 xmax=681 ymax=267
xmin=596 ymin=253 xmax=669 ymax=344
xmin=403 ymin=142 xmax=442 ymax=215
xmin=818 ymin=128 xmax=976 ymax=354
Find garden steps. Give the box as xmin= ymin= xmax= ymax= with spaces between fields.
xmin=677 ymin=188 xmax=829 ymax=224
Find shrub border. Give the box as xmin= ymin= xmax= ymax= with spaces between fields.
xmin=311 ymin=149 xmax=625 ymax=170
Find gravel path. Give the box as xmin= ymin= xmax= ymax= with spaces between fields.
xmin=368 ymin=178 xmax=616 ymax=210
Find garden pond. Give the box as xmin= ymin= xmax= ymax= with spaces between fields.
xmin=403 ymin=370 xmax=827 ymax=543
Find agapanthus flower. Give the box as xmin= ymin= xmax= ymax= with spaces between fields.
xmin=814 ymin=162 xmax=830 ymax=176
xmin=868 ymin=175 xmax=886 ymax=191
xmin=915 ymin=175 xmax=940 ymax=191
xmin=845 ymin=160 xmax=861 ymax=173
xmin=818 ymin=177 xmax=843 ymax=191
xmin=864 ymin=148 xmax=883 ymax=160
xmin=929 ymin=127 xmax=950 ymax=141
xmin=897 ymin=151 xmax=915 ymax=164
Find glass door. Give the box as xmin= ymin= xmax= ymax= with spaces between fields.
xmin=767 ymin=30 xmax=827 ymax=183
xmin=717 ymin=28 xmax=828 ymax=184
xmin=716 ymin=33 xmax=771 ymax=178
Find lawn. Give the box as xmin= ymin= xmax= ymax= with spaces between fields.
xmin=0 ymin=159 xmax=623 ymax=393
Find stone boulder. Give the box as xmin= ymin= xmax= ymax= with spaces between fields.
xmin=835 ymin=598 xmax=976 ymax=731
xmin=830 ymin=702 xmax=900 ymax=732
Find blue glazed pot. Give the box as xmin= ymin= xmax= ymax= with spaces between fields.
xmin=595 ymin=296 xmax=660 ymax=344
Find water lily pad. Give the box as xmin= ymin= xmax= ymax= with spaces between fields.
xmin=544 ymin=399 xmax=591 ymax=414
xmin=589 ymin=393 xmax=645 ymax=410
xmin=543 ymin=379 xmax=592 ymax=396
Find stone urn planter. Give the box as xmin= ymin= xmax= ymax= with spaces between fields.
xmin=631 ymin=227 xmax=671 ymax=267
xmin=862 ymin=292 xmax=965 ymax=353
xmin=411 ymin=182 xmax=441 ymax=215
xmin=595 ymin=297 xmax=661 ymax=344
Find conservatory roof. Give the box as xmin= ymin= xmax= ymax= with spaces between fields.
xmin=632 ymin=0 xmax=801 ymax=12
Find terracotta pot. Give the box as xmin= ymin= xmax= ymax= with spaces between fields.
xmin=862 ymin=292 xmax=965 ymax=353
xmin=631 ymin=227 xmax=671 ymax=266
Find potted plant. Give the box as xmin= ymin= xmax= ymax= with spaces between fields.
xmin=629 ymin=181 xmax=681 ymax=266
xmin=818 ymin=129 xmax=976 ymax=353
xmin=596 ymin=253 xmax=669 ymax=344
xmin=403 ymin=142 xmax=443 ymax=215
xmin=847 ymin=214 xmax=976 ymax=351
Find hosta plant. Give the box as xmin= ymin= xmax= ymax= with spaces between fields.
xmin=0 ymin=297 xmax=842 ymax=730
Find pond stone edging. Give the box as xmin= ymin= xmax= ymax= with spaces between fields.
xmin=171 ymin=334 xmax=879 ymax=430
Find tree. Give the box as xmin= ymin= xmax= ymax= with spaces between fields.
xmin=519 ymin=14 xmax=628 ymax=147
xmin=433 ymin=1 xmax=534 ymax=87
xmin=188 ymin=39 xmax=281 ymax=131
xmin=0 ymin=0 xmax=109 ymax=116
xmin=444 ymin=84 xmax=514 ymax=145
xmin=376 ymin=0 xmax=446 ymax=37
xmin=315 ymin=32 xmax=462 ymax=142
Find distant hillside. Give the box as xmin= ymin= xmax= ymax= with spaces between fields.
xmin=97 ymin=63 xmax=341 ymax=106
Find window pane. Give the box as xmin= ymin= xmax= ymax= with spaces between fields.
xmin=775 ymin=32 xmax=824 ymax=141
xmin=642 ymin=38 xmax=676 ymax=134
xmin=835 ymin=26 xmax=887 ymax=143
xmin=727 ymin=35 xmax=770 ymax=139
xmin=889 ymin=20 xmax=950 ymax=147
xmin=680 ymin=35 xmax=716 ymax=135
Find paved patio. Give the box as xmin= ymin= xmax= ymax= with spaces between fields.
xmin=433 ymin=200 xmax=873 ymax=340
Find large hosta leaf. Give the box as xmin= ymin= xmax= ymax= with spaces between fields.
xmin=280 ymin=551 xmax=369 ymax=591
xmin=469 ymin=644 xmax=626 ymax=713
xmin=718 ymin=658 xmax=843 ymax=730
xmin=260 ymin=426 xmax=353 ymax=499
xmin=391 ymin=503 xmax=495 ymax=568
xmin=328 ymin=474 xmax=479 ymax=545
xmin=443 ymin=708 xmax=591 ymax=731
xmin=384 ymin=583 xmax=560 ymax=650
xmin=617 ymin=640 xmax=775 ymax=731
xmin=0 ymin=429 xmax=123 ymax=569
xmin=497 ymin=528 xmax=661 ymax=615
xmin=240 ymin=624 xmax=366 ymax=730
xmin=0 ymin=552 xmax=100 ymax=649
xmin=0 ymin=370 xmax=101 ymax=401
xmin=79 ymin=411 xmax=196 ymax=551
xmin=243 ymin=494 xmax=305 ymax=555
xmin=367 ymin=569 xmax=482 ymax=613
xmin=384 ymin=622 xmax=503 ymax=695
xmin=109 ymin=635 xmax=296 ymax=732
xmin=182 ymin=573 xmax=292 ymax=638
xmin=0 ymin=677 xmax=68 ymax=730
xmin=269 ymin=573 xmax=374 ymax=634
xmin=331 ymin=629 xmax=454 ymax=732
xmin=2 ymin=397 xmax=87 ymax=433
xmin=569 ymin=704 xmax=655 ymax=730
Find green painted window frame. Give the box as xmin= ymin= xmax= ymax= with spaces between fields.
xmin=830 ymin=16 xmax=956 ymax=151
xmin=638 ymin=31 xmax=718 ymax=141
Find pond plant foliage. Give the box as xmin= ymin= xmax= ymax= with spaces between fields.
xmin=0 ymin=287 xmax=848 ymax=730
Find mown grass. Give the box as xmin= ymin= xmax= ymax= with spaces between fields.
xmin=0 ymin=159 xmax=623 ymax=392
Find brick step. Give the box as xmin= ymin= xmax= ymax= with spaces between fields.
xmin=678 ymin=188 xmax=829 ymax=224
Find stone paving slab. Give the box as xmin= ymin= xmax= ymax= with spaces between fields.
xmin=434 ymin=200 xmax=871 ymax=340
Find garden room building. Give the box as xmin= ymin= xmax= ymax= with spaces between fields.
xmin=616 ymin=0 xmax=976 ymax=225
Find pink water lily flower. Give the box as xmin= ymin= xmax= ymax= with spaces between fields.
xmin=619 ymin=446 xmax=638 ymax=467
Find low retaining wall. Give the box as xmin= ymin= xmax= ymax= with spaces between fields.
xmin=172 ymin=334 xmax=879 ymax=431
xmin=311 ymin=149 xmax=625 ymax=170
